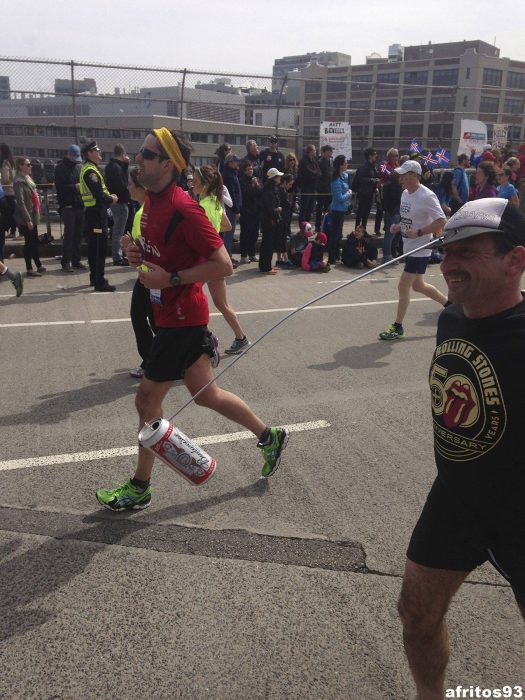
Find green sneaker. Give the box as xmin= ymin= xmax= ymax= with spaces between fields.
xmin=96 ymin=479 xmax=151 ymax=512
xmin=258 ymin=427 xmax=289 ymax=478
xmin=379 ymin=323 xmax=404 ymax=341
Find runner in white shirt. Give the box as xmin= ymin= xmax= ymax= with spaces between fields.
xmin=379 ymin=160 xmax=448 ymax=340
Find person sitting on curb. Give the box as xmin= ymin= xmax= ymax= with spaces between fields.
xmin=301 ymin=231 xmax=330 ymax=272
xmin=341 ymin=225 xmax=378 ymax=269
xmin=288 ymin=221 xmax=312 ymax=267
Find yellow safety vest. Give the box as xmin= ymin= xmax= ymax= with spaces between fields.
xmin=80 ymin=161 xmax=110 ymax=208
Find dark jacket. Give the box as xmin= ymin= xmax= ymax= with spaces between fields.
xmin=54 ymin=158 xmax=83 ymax=209
xmin=317 ymin=156 xmax=333 ymax=194
xmin=243 ymin=152 xmax=262 ymax=179
xmin=260 ymin=181 xmax=281 ymax=229
xmin=382 ymin=175 xmax=403 ymax=215
xmin=298 ymin=155 xmax=321 ymax=193
xmin=259 ymin=149 xmax=285 ymax=178
xmin=354 ymin=161 xmax=379 ymax=197
xmin=222 ymin=165 xmax=242 ymax=213
xmin=239 ymin=173 xmax=261 ymax=215
xmin=104 ymin=157 xmax=129 ymax=203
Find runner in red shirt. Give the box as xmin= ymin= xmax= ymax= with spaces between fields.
xmin=96 ymin=129 xmax=288 ymax=511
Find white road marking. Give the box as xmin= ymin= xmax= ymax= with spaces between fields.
xmin=0 ymin=298 xmax=432 ymax=328
xmin=0 ymin=420 xmax=330 ymax=472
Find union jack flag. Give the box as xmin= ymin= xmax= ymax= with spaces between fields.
xmin=435 ymin=147 xmax=451 ymax=166
xmin=422 ymin=151 xmax=439 ymax=168
xmin=409 ymin=140 xmax=421 ymax=154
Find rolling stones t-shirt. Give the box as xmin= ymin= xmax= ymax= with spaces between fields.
xmin=430 ymin=299 xmax=525 ymax=520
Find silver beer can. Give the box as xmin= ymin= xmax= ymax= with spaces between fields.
xmin=139 ymin=418 xmax=216 ymax=486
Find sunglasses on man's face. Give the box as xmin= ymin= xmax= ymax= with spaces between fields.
xmin=139 ymin=146 xmax=167 ymax=161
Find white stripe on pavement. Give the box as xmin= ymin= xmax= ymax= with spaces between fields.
xmin=0 ymin=297 xmax=432 ymax=328
xmin=0 ymin=420 xmax=330 ymax=472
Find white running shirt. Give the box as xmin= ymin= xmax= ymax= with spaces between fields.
xmin=399 ymin=185 xmax=444 ymax=258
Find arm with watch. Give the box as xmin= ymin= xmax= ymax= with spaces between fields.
xmin=404 ymin=217 xmax=446 ymax=239
xmin=136 ymin=245 xmax=233 ymax=290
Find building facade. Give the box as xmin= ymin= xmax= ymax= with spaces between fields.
xmin=293 ymin=40 xmax=525 ymax=159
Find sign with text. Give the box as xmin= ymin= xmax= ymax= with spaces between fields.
xmin=319 ymin=122 xmax=352 ymax=159
xmin=458 ymin=119 xmax=487 ymax=156
xmin=492 ymin=124 xmax=508 ymax=149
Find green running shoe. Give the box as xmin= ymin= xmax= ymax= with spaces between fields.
xmin=379 ymin=323 xmax=404 ymax=340
xmin=96 ymin=479 xmax=151 ymax=512
xmin=258 ymin=427 xmax=289 ymax=478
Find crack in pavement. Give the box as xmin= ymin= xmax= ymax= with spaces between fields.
xmin=0 ymin=502 xmax=367 ymax=573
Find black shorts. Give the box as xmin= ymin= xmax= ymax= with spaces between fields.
xmin=407 ymin=477 xmax=525 ymax=607
xmin=144 ymin=325 xmax=214 ymax=383
xmin=403 ymin=256 xmax=429 ymax=274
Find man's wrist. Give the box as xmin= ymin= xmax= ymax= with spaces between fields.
xmin=170 ymin=271 xmax=181 ymax=287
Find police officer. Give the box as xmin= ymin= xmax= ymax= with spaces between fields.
xmin=80 ymin=141 xmax=117 ymax=292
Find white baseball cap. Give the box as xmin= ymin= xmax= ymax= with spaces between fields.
xmin=394 ymin=160 xmax=422 ymax=176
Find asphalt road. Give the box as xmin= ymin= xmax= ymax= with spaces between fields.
xmin=0 ymin=252 xmax=523 ymax=700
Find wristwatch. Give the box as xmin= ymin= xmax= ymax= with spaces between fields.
xmin=170 ymin=272 xmax=181 ymax=286
xmin=417 ymin=228 xmax=424 ymax=237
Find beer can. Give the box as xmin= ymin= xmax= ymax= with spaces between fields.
xmin=138 ymin=418 xmax=216 ymax=486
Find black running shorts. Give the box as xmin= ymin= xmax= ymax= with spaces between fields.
xmin=407 ymin=477 xmax=525 ymax=607
xmin=144 ymin=325 xmax=214 ymax=383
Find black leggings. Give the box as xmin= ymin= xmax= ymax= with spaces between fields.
xmin=131 ymin=279 xmax=157 ymax=368
xmin=20 ymin=225 xmax=42 ymax=271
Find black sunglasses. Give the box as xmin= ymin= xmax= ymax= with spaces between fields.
xmin=139 ymin=146 xmax=167 ymax=161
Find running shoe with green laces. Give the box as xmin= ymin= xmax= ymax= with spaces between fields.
xmin=258 ymin=427 xmax=289 ymax=478
xmin=379 ymin=323 xmax=404 ymax=341
xmin=96 ymin=479 xmax=152 ymax=511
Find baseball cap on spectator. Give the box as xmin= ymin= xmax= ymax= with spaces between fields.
xmin=394 ymin=160 xmax=422 ymax=176
xmin=266 ymin=167 xmax=283 ymax=179
xmin=440 ymin=198 xmax=525 ymax=248
xmin=68 ymin=144 xmax=82 ymax=162
xmin=269 ymin=136 xmax=279 ymax=143
xmin=482 ymin=151 xmax=496 ymax=162
xmin=321 ymin=145 xmax=334 ymax=153
xmin=482 ymin=144 xmax=492 ymax=151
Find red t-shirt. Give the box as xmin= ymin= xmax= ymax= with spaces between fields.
xmin=140 ymin=182 xmax=223 ymax=328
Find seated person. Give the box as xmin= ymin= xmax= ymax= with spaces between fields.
xmin=301 ymin=231 xmax=330 ymax=272
xmin=341 ymin=225 xmax=378 ymax=269
xmin=288 ymin=220 xmax=312 ymax=267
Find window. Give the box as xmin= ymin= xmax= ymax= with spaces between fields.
xmin=349 ymin=99 xmax=368 ymax=110
xmin=463 ymin=95 xmax=468 ymax=107
xmin=255 ymin=113 xmax=263 ymax=126
xmin=402 ymin=97 xmax=425 ymax=110
xmin=400 ymin=124 xmax=423 ymax=137
xmin=482 ymin=68 xmax=502 ymax=86
xmin=405 ymin=71 xmax=428 ymax=85
xmin=377 ymin=73 xmax=399 ymax=84
xmin=190 ymin=133 xmax=205 ymax=143
xmin=479 ymin=95 xmax=499 ymax=113
xmin=442 ymin=124 xmax=453 ymax=138
xmin=373 ymin=125 xmax=395 ymax=138
xmin=24 ymin=126 xmax=35 ymax=136
xmin=503 ymin=98 xmax=523 ymax=114
xmin=433 ymin=69 xmax=458 ymax=86
xmin=430 ymin=96 xmax=455 ymax=111
xmin=375 ymin=98 xmax=397 ymax=110
xmin=507 ymin=71 xmax=525 ymax=89
xmin=509 ymin=125 xmax=522 ymax=140
xmin=466 ymin=68 xmax=470 ymax=79
xmin=305 ymin=80 xmax=322 ymax=94
xmin=4 ymin=125 xmax=23 ymax=136
xmin=353 ymin=74 xmax=373 ymax=83
xmin=326 ymin=80 xmax=347 ymax=94
xmin=304 ymin=107 xmax=318 ymax=118
xmin=428 ymin=124 xmax=442 ymax=138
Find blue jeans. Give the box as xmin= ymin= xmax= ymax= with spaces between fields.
xmin=110 ymin=202 xmax=129 ymax=262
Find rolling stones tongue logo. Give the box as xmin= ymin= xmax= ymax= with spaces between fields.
xmin=443 ymin=379 xmax=476 ymax=429
xmin=430 ymin=339 xmax=506 ymax=461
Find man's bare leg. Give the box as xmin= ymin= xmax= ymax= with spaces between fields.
xmin=395 ymin=271 xmax=416 ymax=325
xmin=412 ymin=274 xmax=448 ymax=306
xmin=134 ymin=377 xmax=173 ymax=482
xmin=398 ymin=559 xmax=470 ymax=700
xmin=183 ymin=354 xmax=266 ymax=437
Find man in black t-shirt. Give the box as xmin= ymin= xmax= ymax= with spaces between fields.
xmin=398 ymin=198 xmax=525 ymax=700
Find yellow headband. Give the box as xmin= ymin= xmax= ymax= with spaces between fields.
xmin=153 ymin=127 xmax=186 ymax=173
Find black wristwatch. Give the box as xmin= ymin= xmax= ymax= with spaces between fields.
xmin=170 ymin=272 xmax=181 ymax=286
xmin=417 ymin=228 xmax=424 ymax=237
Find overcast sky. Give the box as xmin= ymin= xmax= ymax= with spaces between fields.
xmin=3 ymin=0 xmax=525 ymax=75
